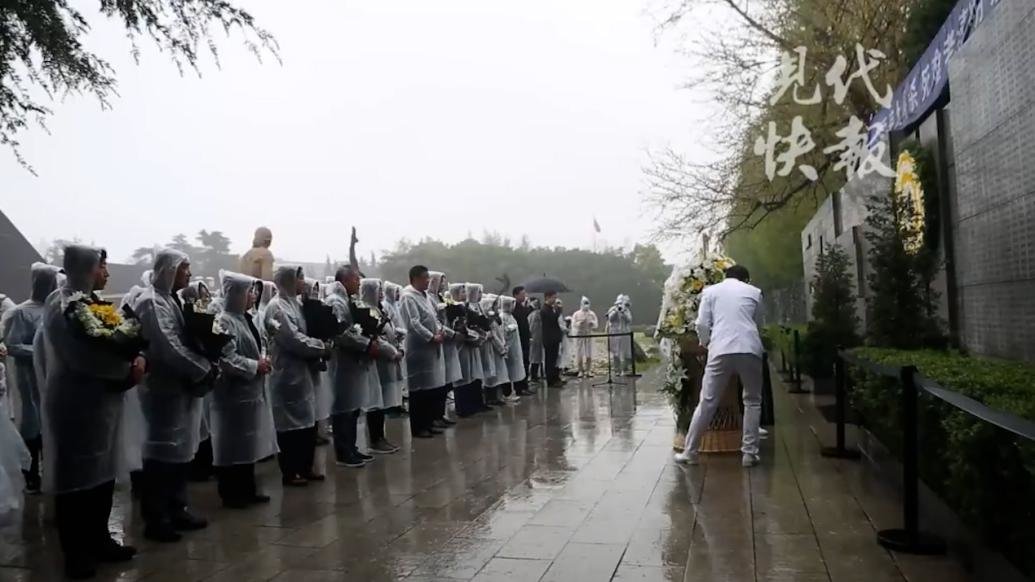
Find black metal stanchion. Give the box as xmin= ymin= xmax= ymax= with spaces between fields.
xmin=876 ymin=365 xmax=946 ymax=555
xmin=761 ymin=351 xmax=775 ymax=426
xmin=593 ymin=333 xmax=624 ymax=388
xmin=787 ymin=328 xmax=809 ymax=394
xmin=626 ymin=332 xmax=642 ymax=378
xmin=821 ymin=351 xmax=860 ymax=459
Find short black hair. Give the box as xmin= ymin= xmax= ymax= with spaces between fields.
xmin=409 ymin=265 xmax=429 ymax=282
xmin=335 ymin=265 xmax=357 ymax=283
xmin=544 ymin=290 xmax=558 ymax=299
xmin=724 ymin=265 xmax=750 ymax=282
xmin=512 ymin=285 xmax=525 ymax=296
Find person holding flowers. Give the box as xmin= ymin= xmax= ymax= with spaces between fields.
xmin=40 ymin=245 xmax=146 ymax=579
xmin=211 ymin=271 xmax=275 ymax=508
xmin=266 ymin=265 xmax=329 ymax=485
xmin=136 ymin=249 xmax=216 ymax=543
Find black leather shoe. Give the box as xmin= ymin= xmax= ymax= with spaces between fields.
xmin=439 ymin=417 xmax=457 ymax=426
xmin=282 ymin=475 xmax=309 ymax=487
xmin=94 ymin=538 xmax=136 ymax=562
xmin=413 ymin=429 xmax=434 ymax=439
xmin=250 ymin=494 xmax=272 ymax=504
xmin=428 ymin=427 xmax=444 ymax=435
xmin=302 ymin=472 xmax=326 ymax=482
xmin=172 ymin=510 xmax=208 ymax=531
xmin=222 ymin=498 xmax=251 ymax=509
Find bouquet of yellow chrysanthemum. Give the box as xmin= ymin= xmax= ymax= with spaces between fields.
xmin=65 ymin=292 xmax=147 ymax=359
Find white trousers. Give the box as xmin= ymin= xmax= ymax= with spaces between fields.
xmin=683 ymin=353 xmax=763 ymax=456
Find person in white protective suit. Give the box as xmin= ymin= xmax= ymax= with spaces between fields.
xmin=41 ymin=245 xmax=146 ymax=578
xmin=211 ymin=271 xmax=276 ymax=508
xmin=362 ymin=278 xmax=404 ymax=455
xmin=137 ymin=249 xmax=215 ymax=543
xmin=265 ymin=266 xmax=328 ymax=486
xmin=570 ymin=296 xmax=599 ymax=378
xmin=499 ymin=296 xmax=527 ymax=399
xmin=399 ymin=266 xmax=446 ymax=439
xmin=427 ymin=272 xmax=460 ymax=428
xmin=2 ymin=263 xmax=60 ymax=493
xmin=605 ymin=294 xmax=634 ymax=375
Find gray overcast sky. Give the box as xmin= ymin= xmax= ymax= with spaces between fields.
xmin=1 ymin=0 xmax=718 ymax=265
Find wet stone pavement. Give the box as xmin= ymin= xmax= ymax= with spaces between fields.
xmin=0 ymin=366 xmax=972 ymax=581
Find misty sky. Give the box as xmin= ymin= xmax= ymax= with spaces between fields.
xmin=1 ymin=0 xmax=719 ymax=265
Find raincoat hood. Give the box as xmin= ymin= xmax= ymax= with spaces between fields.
xmin=62 ymin=245 xmax=105 ymax=292
xmin=273 ymin=265 xmax=303 ymax=298
xmin=580 ymin=296 xmax=592 ymax=311
xmin=500 ymin=296 xmax=516 ymax=314
xmin=448 ymin=283 xmax=466 ymax=303
xmin=30 ymin=262 xmax=61 ymax=303
xmin=140 ymin=270 xmax=154 ymax=286
xmin=384 ymin=282 xmax=402 ymax=304
xmin=481 ymin=293 xmax=498 ymax=312
xmin=467 ymin=283 xmax=483 ymax=303
xmin=152 ymin=248 xmax=189 ymax=295
xmin=259 ymin=281 xmax=276 ymax=309
xmin=327 ymin=280 xmax=349 ymax=300
xmin=181 ymin=280 xmax=210 ymax=303
xmin=360 ymin=278 xmax=382 ymax=306
xmin=303 ymin=278 xmax=320 ymax=300
xmin=221 ymin=271 xmax=259 ymax=314
xmin=252 ymin=226 xmax=272 ymax=248
xmin=428 ymin=271 xmax=446 ymax=296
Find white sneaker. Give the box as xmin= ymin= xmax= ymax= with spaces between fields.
xmin=742 ymin=454 xmax=760 ymax=468
xmin=673 ymin=452 xmax=699 ymax=465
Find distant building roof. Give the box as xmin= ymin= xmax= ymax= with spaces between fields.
xmin=0 ymin=209 xmax=44 ymax=303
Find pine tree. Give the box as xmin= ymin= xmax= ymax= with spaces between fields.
xmin=804 ymin=244 xmax=860 ymax=377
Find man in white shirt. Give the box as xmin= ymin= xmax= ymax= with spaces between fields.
xmin=675 ymin=265 xmax=765 ymax=468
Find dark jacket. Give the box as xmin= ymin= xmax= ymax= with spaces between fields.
xmin=540 ymin=304 xmax=562 ymax=344
xmin=513 ymin=300 xmax=532 ymax=346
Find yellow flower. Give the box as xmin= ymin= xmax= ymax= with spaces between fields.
xmin=691 ymin=279 xmax=704 ymax=292
xmin=88 ymin=303 xmax=123 ymax=328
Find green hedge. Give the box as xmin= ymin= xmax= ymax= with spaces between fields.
xmin=848 ymin=348 xmax=1035 ymax=577
xmin=765 ymin=324 xmax=806 ymax=364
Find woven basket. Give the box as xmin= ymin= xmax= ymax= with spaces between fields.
xmin=671 ymin=364 xmax=744 ymax=454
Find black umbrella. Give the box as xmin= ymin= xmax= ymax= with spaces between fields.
xmin=520 ymin=276 xmax=571 ymax=294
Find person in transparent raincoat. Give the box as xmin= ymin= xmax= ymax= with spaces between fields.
xmin=427 ymin=271 xmax=459 ymax=429
xmin=361 ymin=278 xmax=404 ymax=455
xmin=136 ymin=249 xmax=215 ymax=543
xmin=480 ymin=294 xmax=511 ymax=403
xmin=570 ymin=296 xmax=599 ymax=378
xmin=2 ymin=262 xmax=60 ymax=493
xmin=449 ymin=283 xmax=487 ymax=417
xmin=382 ymin=282 xmax=409 ymax=414
xmin=265 ymin=266 xmax=328 ymax=486
xmin=120 ymin=269 xmax=152 ymax=497
xmin=466 ymin=284 xmax=500 ymax=407
xmin=41 ymin=245 xmax=146 ymax=578
xmin=400 ymin=266 xmax=446 ymax=439
xmin=499 ymin=296 xmax=527 ymax=396
xmin=0 ymin=330 xmax=30 ymax=528
xmin=303 ymin=278 xmax=333 ymax=446
xmin=324 ymin=268 xmax=381 ymax=468
xmin=527 ymin=298 xmax=544 ymax=380
xmin=211 ymin=271 xmax=275 ymax=508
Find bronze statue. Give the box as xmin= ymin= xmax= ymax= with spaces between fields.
xmin=240 ymin=226 xmax=274 ymax=281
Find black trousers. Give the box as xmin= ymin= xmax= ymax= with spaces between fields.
xmin=521 ymin=340 xmax=531 ymax=376
xmin=454 ymin=381 xmax=486 ymax=416
xmin=544 ymin=340 xmax=561 ymax=383
xmin=216 ymin=464 xmax=256 ymax=503
xmin=514 ymin=379 xmax=530 ymax=395
xmin=23 ymin=436 xmax=42 ymax=487
xmin=56 ymin=480 xmax=115 ymax=561
xmin=367 ymin=409 xmax=386 ymax=443
xmin=277 ymin=426 xmax=316 ymax=478
xmin=189 ymin=438 xmax=213 ymax=481
xmin=433 ymin=385 xmax=450 ymax=420
xmin=141 ymin=459 xmax=189 ymax=532
xmin=408 ymin=390 xmax=435 ymax=434
xmin=331 ymin=411 xmax=360 ymax=460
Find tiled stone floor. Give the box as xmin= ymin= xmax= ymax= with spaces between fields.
xmin=0 ymin=365 xmax=973 ymax=581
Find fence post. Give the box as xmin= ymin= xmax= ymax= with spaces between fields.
xmin=761 ymin=351 xmax=775 ymax=426
xmin=821 ymin=350 xmax=860 ymax=459
xmin=627 ymin=332 xmax=641 ymax=378
xmin=787 ymin=328 xmax=809 ymax=394
xmin=876 ymin=365 xmax=946 ymax=555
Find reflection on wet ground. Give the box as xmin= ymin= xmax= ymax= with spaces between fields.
xmin=1 ymin=367 xmax=971 ymax=581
